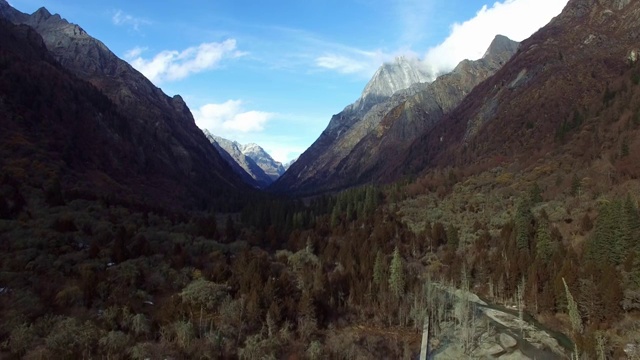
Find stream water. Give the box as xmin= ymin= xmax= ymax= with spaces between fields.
xmin=427 ymin=288 xmax=574 ymax=359
xmin=475 ymin=300 xmax=573 ymax=359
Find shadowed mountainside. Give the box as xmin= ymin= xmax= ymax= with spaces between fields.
xmin=0 ymin=3 xmax=251 ymax=210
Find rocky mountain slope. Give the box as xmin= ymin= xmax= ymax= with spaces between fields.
xmin=273 ymin=36 xmax=518 ymax=195
xmin=356 ymin=55 xmax=434 ymax=112
xmin=203 ymin=132 xmax=282 ymax=188
xmin=241 ymin=143 xmax=285 ymax=181
xmin=393 ymin=0 xmax=640 ymax=181
xmin=0 ymin=2 xmax=250 ymax=209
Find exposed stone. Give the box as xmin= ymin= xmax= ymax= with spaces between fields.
xmin=500 ymin=333 xmax=518 ymax=349
xmin=472 ymin=342 xmax=505 ymax=358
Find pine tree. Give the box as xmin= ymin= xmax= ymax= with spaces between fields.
xmin=446 ymin=224 xmax=459 ymax=250
xmin=587 ymin=199 xmax=633 ymax=266
xmin=515 ymin=197 xmax=532 ymax=251
xmin=529 ymin=182 xmax=543 ymax=204
xmin=563 ymin=277 xmax=583 ymax=334
xmin=624 ymin=195 xmax=640 ymax=249
xmin=535 ymin=217 xmax=554 ymax=262
xmin=631 ymin=250 xmax=640 ymax=289
xmin=373 ymin=250 xmax=384 ymax=286
xmin=389 ymin=246 xmax=405 ymax=298
xmin=611 ymin=199 xmax=629 ymax=264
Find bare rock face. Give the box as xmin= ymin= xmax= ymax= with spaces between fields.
xmin=272 ymin=36 xmax=518 ymax=195
xmin=356 ymin=56 xmax=434 ymax=112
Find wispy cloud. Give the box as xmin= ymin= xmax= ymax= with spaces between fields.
xmin=125 ymin=40 xmax=245 ymax=83
xmin=124 ymin=46 xmax=147 ymax=59
xmin=112 ymin=10 xmax=151 ymax=31
xmin=261 ymin=142 xmax=306 ymax=164
xmin=234 ymin=25 xmax=391 ymax=78
xmin=313 ymin=47 xmax=394 ymax=78
xmin=315 ymin=54 xmax=371 ymax=75
xmin=193 ymin=100 xmax=275 ymax=135
xmin=423 ymin=0 xmax=568 ymax=75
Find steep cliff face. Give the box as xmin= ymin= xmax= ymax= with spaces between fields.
xmin=0 ymin=2 xmax=250 ymax=209
xmin=355 ymin=56 xmax=434 ymax=112
xmin=273 ymin=36 xmax=518 ymax=195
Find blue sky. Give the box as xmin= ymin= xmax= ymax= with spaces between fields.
xmin=10 ymin=0 xmax=568 ymax=163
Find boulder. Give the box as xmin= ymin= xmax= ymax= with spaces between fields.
xmin=499 ymin=333 xmax=518 ymax=349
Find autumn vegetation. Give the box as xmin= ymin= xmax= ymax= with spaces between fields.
xmin=3 ymin=6 xmax=640 ymax=359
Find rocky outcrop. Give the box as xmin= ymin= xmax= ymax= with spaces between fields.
xmin=272 ymin=36 xmax=518 ymax=195
xmin=499 ymin=333 xmax=518 ymax=349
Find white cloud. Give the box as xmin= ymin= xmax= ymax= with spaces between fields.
xmin=314 ymin=49 xmax=395 ymax=77
xmin=125 ymin=40 xmax=245 ymax=83
xmin=315 ymin=54 xmax=369 ymax=74
xmin=193 ymin=100 xmax=275 ymax=135
xmin=124 ymin=46 xmax=147 ymax=59
xmin=112 ymin=10 xmax=151 ymax=31
xmin=424 ymin=0 xmax=569 ymax=75
xmin=263 ymin=145 xmax=305 ymax=164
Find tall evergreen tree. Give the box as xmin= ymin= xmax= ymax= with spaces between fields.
xmin=624 ymin=195 xmax=640 ymax=249
xmin=515 ymin=197 xmax=533 ymax=251
xmin=563 ymin=277 xmax=583 ymax=335
xmin=588 ymin=199 xmax=632 ymax=266
xmin=529 ymin=182 xmax=543 ymax=204
xmin=389 ymin=246 xmax=405 ymax=298
xmin=446 ymin=224 xmax=459 ymax=250
xmin=536 ymin=217 xmax=554 ymax=262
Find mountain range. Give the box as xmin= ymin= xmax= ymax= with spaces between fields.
xmin=0 ymin=1 xmax=250 ymax=210
xmin=2 ymin=0 xmax=639 ymax=204
xmin=272 ymin=35 xmax=519 ymax=195
xmin=204 ymin=131 xmax=285 ymax=188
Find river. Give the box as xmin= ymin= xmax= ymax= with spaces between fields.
xmin=423 ymin=287 xmax=573 ymax=359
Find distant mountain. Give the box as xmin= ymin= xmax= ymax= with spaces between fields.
xmin=241 ymin=143 xmax=285 ymax=181
xmin=203 ymin=132 xmax=272 ymax=188
xmin=272 ymin=36 xmax=518 ymax=195
xmin=0 ymin=2 xmax=251 ymax=209
xmin=283 ymin=158 xmax=297 ymax=171
xmin=270 ymin=56 xmax=434 ymax=195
